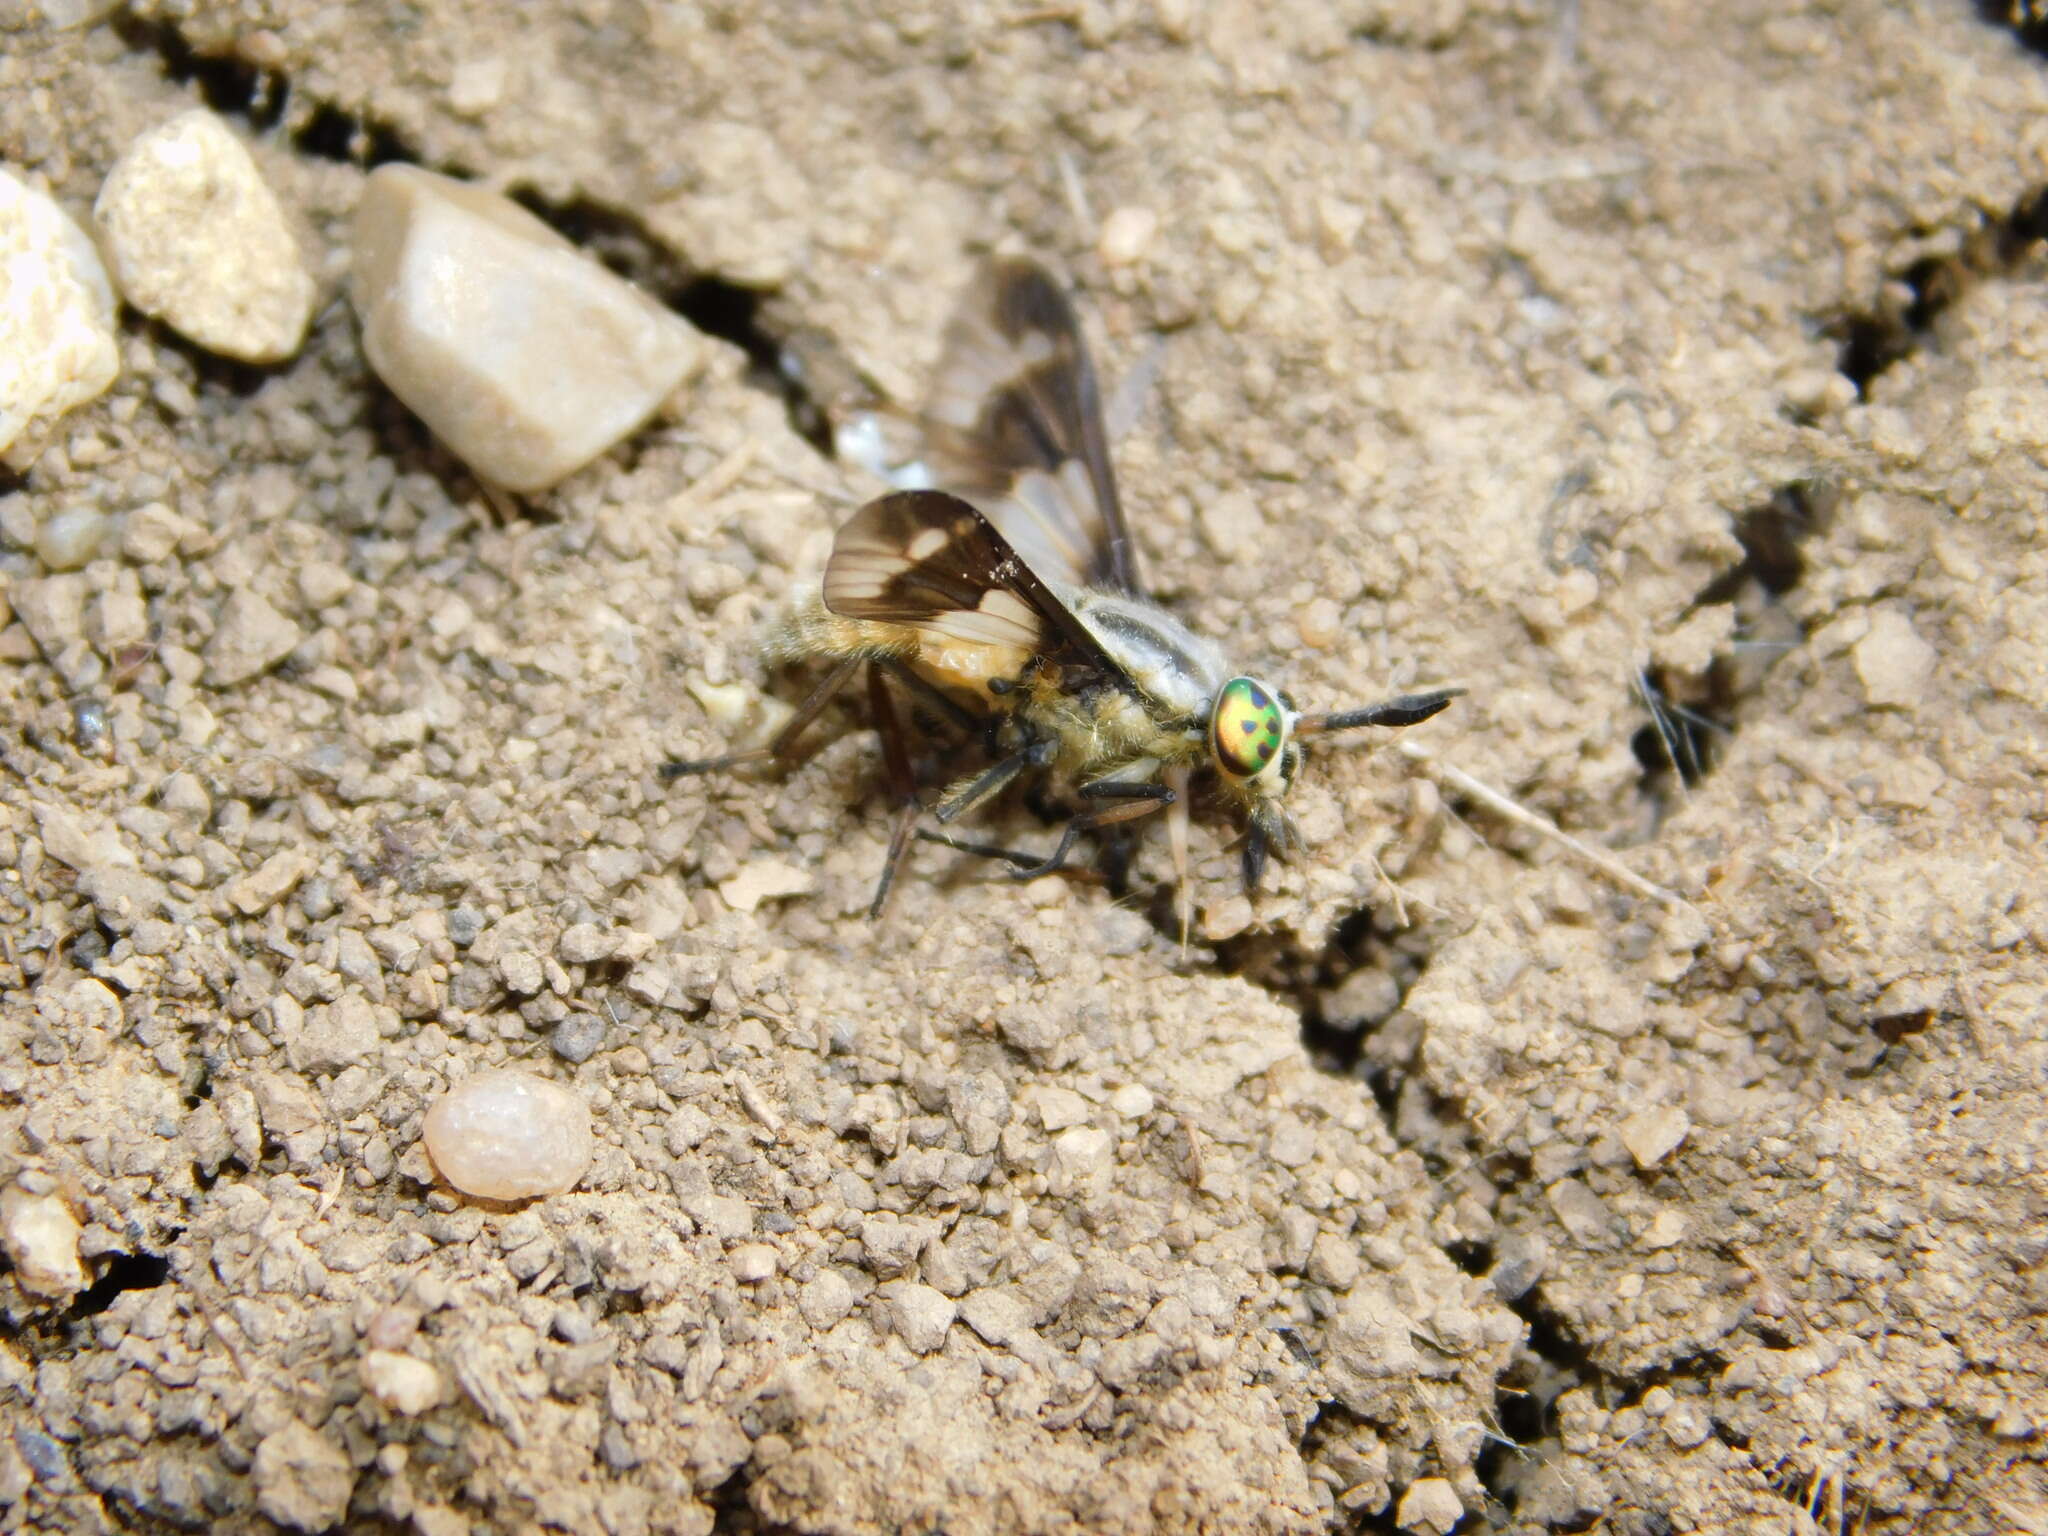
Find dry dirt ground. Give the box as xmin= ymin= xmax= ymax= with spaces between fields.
xmin=4 ymin=1 xmax=2048 ymax=1532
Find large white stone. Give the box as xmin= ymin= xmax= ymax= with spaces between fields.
xmin=420 ymin=1068 xmax=593 ymax=1201
xmin=351 ymin=165 xmax=702 ymax=494
xmin=93 ymin=110 xmax=315 ymax=364
xmin=0 ymin=168 xmax=119 ymax=471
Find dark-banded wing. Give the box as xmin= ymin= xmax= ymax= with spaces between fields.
xmin=920 ymin=256 xmax=1142 ymax=594
xmin=823 ymin=489 xmax=1135 ymax=690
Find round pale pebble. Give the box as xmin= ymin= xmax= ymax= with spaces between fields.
xmin=0 ymin=1184 xmax=87 ymax=1299
xmin=34 ymin=506 xmax=109 ymax=570
xmin=420 ymin=1069 xmax=592 ymax=1200
xmin=360 ymin=1349 xmax=447 ymax=1415
xmin=1098 ymin=205 xmax=1158 ymax=268
xmin=93 ymin=109 xmax=316 ymax=364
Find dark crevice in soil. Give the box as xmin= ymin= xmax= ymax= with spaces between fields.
xmin=1978 ymin=0 xmax=2048 ymax=57
xmin=65 ymin=1246 xmax=174 ymax=1320
xmin=1829 ymin=181 xmax=2048 ymax=397
xmin=1475 ymin=1297 xmax=1600 ymax=1522
xmin=110 ymin=10 xmax=289 ymax=129
xmin=11 ymin=1244 xmax=178 ymax=1352
xmin=704 ymin=1463 xmax=804 ymax=1535
xmin=113 ymin=8 xmax=411 ymax=166
xmin=1682 ymin=181 xmax=2048 ymax=827
xmin=1632 ymin=479 xmax=1833 ymax=816
xmin=1218 ymin=902 xmax=1437 ymax=1082
xmin=1477 ymin=1271 xmax=1741 ymax=1528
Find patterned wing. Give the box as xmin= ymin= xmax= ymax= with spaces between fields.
xmin=920 ymin=256 xmax=1141 ymax=594
xmin=823 ymin=489 xmax=1133 ymax=688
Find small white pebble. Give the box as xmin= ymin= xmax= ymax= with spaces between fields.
xmin=119 ymin=502 xmax=191 ymax=563
xmin=94 ymin=109 xmax=315 ymax=364
xmin=1296 ymin=595 xmax=1342 ymax=650
xmin=718 ymin=859 xmax=815 ymax=914
xmin=886 ymin=1282 xmax=956 ymax=1354
xmin=686 ymin=675 xmax=754 ymax=729
xmin=1109 ymin=1084 xmax=1155 ymax=1119
xmin=35 ymin=507 xmax=109 ymax=570
xmin=729 ymin=1243 xmax=778 ymax=1282
xmin=1619 ymin=1106 xmax=1691 ymax=1170
xmin=1051 ymin=1125 xmax=1114 ymax=1186
xmin=1098 ymin=205 xmax=1158 ymax=267
xmin=420 ymin=1069 xmax=592 ymax=1201
xmin=557 ymin=922 xmax=613 ymax=965
xmin=0 ymin=1184 xmax=87 ymax=1299
xmin=799 ymin=1270 xmax=855 ymax=1329
xmin=498 ymin=950 xmax=544 ymax=995
xmin=360 ymin=1349 xmax=446 ymax=1415
xmin=447 ymin=56 xmax=508 ymax=117
xmin=1395 ymin=1477 xmax=1463 ymax=1536
xmin=1853 ymin=606 xmax=1936 ymax=709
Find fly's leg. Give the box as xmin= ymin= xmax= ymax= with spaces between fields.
xmin=999 ymin=779 xmax=1176 ymax=880
xmin=1163 ymin=762 xmax=1193 ymax=949
xmin=915 ymin=828 xmax=1050 ymax=873
xmin=865 ymin=662 xmax=922 ymax=920
xmin=661 ymin=654 xmax=863 ymax=779
xmin=935 ymin=737 xmax=1057 ymax=824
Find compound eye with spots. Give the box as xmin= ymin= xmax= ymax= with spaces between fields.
xmin=1211 ymin=676 xmax=1287 ymax=778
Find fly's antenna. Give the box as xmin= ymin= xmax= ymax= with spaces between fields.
xmin=1295 ymin=687 xmax=1464 ymax=738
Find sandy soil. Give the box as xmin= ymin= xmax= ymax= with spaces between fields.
xmin=3 ymin=1 xmax=2047 ymax=1532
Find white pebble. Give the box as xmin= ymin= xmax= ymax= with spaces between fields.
xmin=717 ymin=858 xmax=815 ymax=914
xmin=94 ymin=109 xmax=316 ymax=364
xmin=0 ymin=167 xmax=119 ymax=472
xmin=1098 ymin=205 xmax=1158 ymax=268
xmin=421 ymin=1069 xmax=593 ymax=1201
xmin=885 ymin=1281 xmax=956 ymax=1355
xmin=728 ymin=1243 xmax=778 ymax=1282
xmin=1619 ymin=1106 xmax=1691 ymax=1169
xmin=1852 ymin=606 xmax=1936 ymax=710
xmin=350 ymin=165 xmax=702 ymax=494
xmin=1108 ymin=1083 xmax=1155 ymax=1119
xmin=204 ymin=588 xmax=304 ymax=687
xmin=1051 ymin=1125 xmax=1114 ymax=1187
xmin=0 ymin=1184 xmax=87 ymax=1300
xmin=360 ymin=1349 xmax=447 ymax=1415
xmin=798 ymin=1270 xmax=855 ymax=1329
xmin=1395 ymin=1477 xmax=1464 ymax=1536
xmin=35 ymin=506 xmax=109 ymax=570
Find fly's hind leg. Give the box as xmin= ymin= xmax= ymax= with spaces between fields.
xmin=876 ymin=659 xmax=988 ymax=747
xmin=661 ymin=654 xmax=862 ymax=780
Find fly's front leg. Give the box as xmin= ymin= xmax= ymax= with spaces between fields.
xmin=1163 ymin=761 xmax=1193 ymax=949
xmin=1003 ymin=774 xmax=1176 ymax=881
xmin=935 ymin=736 xmax=1057 ymax=824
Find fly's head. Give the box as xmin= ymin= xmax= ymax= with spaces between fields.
xmin=1207 ymin=675 xmax=1300 ymax=798
xmin=1207 ymin=675 xmax=1305 ymax=893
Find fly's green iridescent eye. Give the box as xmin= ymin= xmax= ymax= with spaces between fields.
xmin=1211 ymin=676 xmax=1285 ymax=778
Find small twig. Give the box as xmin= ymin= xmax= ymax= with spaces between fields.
xmin=671 ymin=437 xmax=759 ymax=517
xmin=1396 ymin=740 xmax=1689 ymax=911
